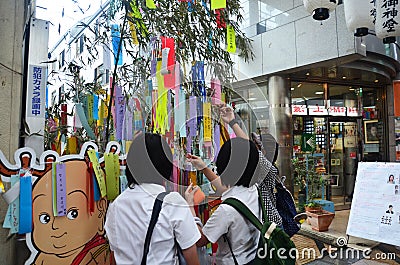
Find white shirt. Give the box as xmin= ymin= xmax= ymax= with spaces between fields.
xmin=105 ymin=183 xmax=201 ymax=265
xmin=202 ymin=185 xmax=261 ymax=265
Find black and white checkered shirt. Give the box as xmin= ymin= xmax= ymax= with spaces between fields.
xmin=257 ymin=151 xmax=283 ymax=226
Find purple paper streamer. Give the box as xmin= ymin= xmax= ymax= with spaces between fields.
xmin=56 ymin=163 xmax=67 ymax=216
xmin=125 ymin=98 xmax=134 ymax=140
xmin=115 ymin=85 xmax=125 ymax=140
xmin=188 ymin=96 xmax=197 ymax=137
xmin=214 ymin=124 xmax=220 ymax=162
xmin=19 ymin=176 xmax=32 ymax=234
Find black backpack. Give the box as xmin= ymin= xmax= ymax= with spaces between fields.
xmin=222 ymin=188 xmax=296 ymax=265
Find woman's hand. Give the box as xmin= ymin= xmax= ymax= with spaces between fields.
xmin=186 ymin=154 xmax=207 ymax=171
xmin=218 ymin=104 xmax=235 ymax=124
xmin=185 ymin=183 xmax=200 ymax=206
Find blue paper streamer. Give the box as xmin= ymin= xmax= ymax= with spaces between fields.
xmin=19 ymin=176 xmax=32 ymax=234
xmin=93 ymin=94 xmax=99 ymax=120
xmin=111 ymin=24 xmax=123 ymax=66
xmin=76 ymin=103 xmax=96 ymax=139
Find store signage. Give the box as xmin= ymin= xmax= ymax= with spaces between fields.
xmin=347 ymin=107 xmax=360 ymax=117
xmin=292 ymin=104 xmax=361 ymax=117
xmin=328 ymin=106 xmax=346 ymax=116
xmin=308 ymin=105 xmax=328 ymax=116
xmin=301 ymin=133 xmax=316 ymax=152
xmin=27 ymin=65 xmax=46 ymax=118
xmin=292 ymin=105 xmax=308 ymax=115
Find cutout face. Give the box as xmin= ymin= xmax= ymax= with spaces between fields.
xmin=32 ymin=160 xmax=108 ymax=263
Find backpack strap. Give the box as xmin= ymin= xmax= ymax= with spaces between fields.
xmin=223 ymin=198 xmax=263 ymax=231
xmin=141 ymin=191 xmax=169 ymax=265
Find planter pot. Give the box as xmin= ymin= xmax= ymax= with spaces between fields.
xmin=306 ymin=210 xmax=335 ymax=232
xmin=305 ymin=205 xmax=322 ymax=212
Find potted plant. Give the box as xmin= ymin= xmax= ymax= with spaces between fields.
xmin=292 ymin=155 xmax=335 ymax=232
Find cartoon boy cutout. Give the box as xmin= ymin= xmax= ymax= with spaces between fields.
xmin=31 ymin=160 xmax=112 ymax=265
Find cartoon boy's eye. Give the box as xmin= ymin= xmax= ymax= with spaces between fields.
xmin=67 ymin=209 xmax=79 ymax=220
xmin=39 ymin=213 xmax=51 ymax=224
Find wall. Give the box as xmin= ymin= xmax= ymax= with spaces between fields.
xmin=0 ymin=0 xmax=25 ymax=263
xmin=233 ymin=3 xmax=361 ymax=80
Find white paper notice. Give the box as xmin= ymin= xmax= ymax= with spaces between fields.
xmin=347 ymin=162 xmax=400 ymax=246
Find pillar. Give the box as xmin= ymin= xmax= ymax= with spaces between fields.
xmin=268 ymin=76 xmax=293 ymax=193
xmin=0 ymin=0 xmax=25 ymax=264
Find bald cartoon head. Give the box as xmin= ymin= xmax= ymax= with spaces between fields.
xmin=32 ymin=160 xmax=107 ymax=256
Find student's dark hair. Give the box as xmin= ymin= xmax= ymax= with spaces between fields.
xmin=389 ymin=205 xmax=393 ymax=208
xmin=126 ymin=133 xmax=172 ymax=186
xmin=216 ymin=138 xmax=259 ymax=188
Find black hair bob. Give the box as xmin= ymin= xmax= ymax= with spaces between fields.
xmin=125 ymin=133 xmax=173 ymax=186
xmin=216 ymin=138 xmax=259 ymax=188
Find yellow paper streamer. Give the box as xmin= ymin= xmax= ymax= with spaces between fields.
xmin=130 ymin=1 xmax=149 ymax=37
xmin=211 ymin=0 xmax=226 ymax=10
xmin=87 ymin=94 xmax=94 ymax=126
xmin=155 ymin=60 xmax=168 ymax=134
xmin=104 ymin=153 xmax=119 ymax=200
xmin=128 ymin=15 xmax=139 ymax=45
xmin=87 ymin=150 xmax=107 ymax=198
xmin=189 ymin=171 xmax=197 ymax=186
xmin=203 ymin=102 xmax=212 ymax=142
xmin=99 ymin=99 xmax=105 ymax=126
xmin=227 ymin=25 xmax=236 ymax=53
xmin=67 ymin=136 xmax=78 ymax=154
xmin=146 ymin=0 xmax=156 ymax=9
xmin=125 ymin=140 xmax=132 ymax=154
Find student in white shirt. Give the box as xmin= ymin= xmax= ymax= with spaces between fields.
xmin=185 ymin=137 xmax=262 ymax=265
xmin=105 ymin=133 xmax=201 ymax=265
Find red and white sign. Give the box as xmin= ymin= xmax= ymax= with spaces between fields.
xmin=347 ymin=107 xmax=360 ymax=117
xmin=292 ymin=105 xmax=308 ymax=115
xmin=308 ymin=105 xmax=328 ymax=116
xmin=329 ymin=106 xmax=346 ymax=116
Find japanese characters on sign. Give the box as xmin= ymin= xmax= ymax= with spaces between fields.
xmin=328 ymin=106 xmax=346 ymax=116
xmin=292 ymin=105 xmax=308 ymax=116
xmin=27 ymin=65 xmax=46 ymax=118
xmin=308 ymin=105 xmax=329 ymax=116
xmin=376 ymin=0 xmax=400 ymax=39
xmin=292 ymin=104 xmax=361 ymax=117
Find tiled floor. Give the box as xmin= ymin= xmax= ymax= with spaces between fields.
xmin=293 ymin=209 xmax=400 ymax=264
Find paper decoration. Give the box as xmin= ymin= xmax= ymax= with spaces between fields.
xmin=19 ymin=175 xmax=32 ymax=234
xmin=155 ymin=61 xmax=168 ymax=134
xmin=226 ymin=25 xmax=236 ymax=53
xmin=303 ymin=0 xmax=338 ymax=20
xmin=215 ymin=9 xmax=226 ymax=28
xmin=115 ymin=86 xmax=125 ymax=140
xmin=211 ymin=0 xmax=226 ymax=10
xmin=75 ymin=103 xmax=96 ymax=139
xmin=344 ymin=0 xmax=375 ymax=36
xmin=104 ymin=153 xmax=119 ymax=200
xmin=146 ymin=0 xmax=157 ymax=9
xmin=120 ymin=175 xmax=128 ymax=193
xmin=203 ymin=102 xmax=212 ymax=142
xmin=161 ymin=36 xmax=176 ymax=89
xmin=103 ymin=43 xmax=112 ymax=70
xmin=87 ymin=94 xmax=94 ymax=126
xmin=111 ymin=24 xmax=123 ymax=65
xmin=56 ymin=163 xmax=67 ymax=216
xmin=87 ymin=150 xmax=107 ymax=198
xmin=93 ymin=94 xmax=99 ymax=120
xmin=128 ymin=19 xmax=139 ymax=45
xmin=375 ymin=0 xmax=400 ymax=42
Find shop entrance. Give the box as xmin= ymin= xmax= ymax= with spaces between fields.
xmin=327 ymin=118 xmax=361 ymax=199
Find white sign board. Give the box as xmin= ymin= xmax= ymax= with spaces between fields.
xmin=347 ymin=162 xmax=400 ymax=246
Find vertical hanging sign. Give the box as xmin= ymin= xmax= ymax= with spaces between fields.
xmin=87 ymin=150 xmax=107 ymax=198
xmin=27 ymin=65 xmax=46 ymax=118
xmin=227 ymin=25 xmax=236 ymax=53
xmin=55 ymin=163 xmax=67 ymax=216
xmin=203 ymin=102 xmax=212 ymax=143
xmin=111 ymin=24 xmax=123 ymax=65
